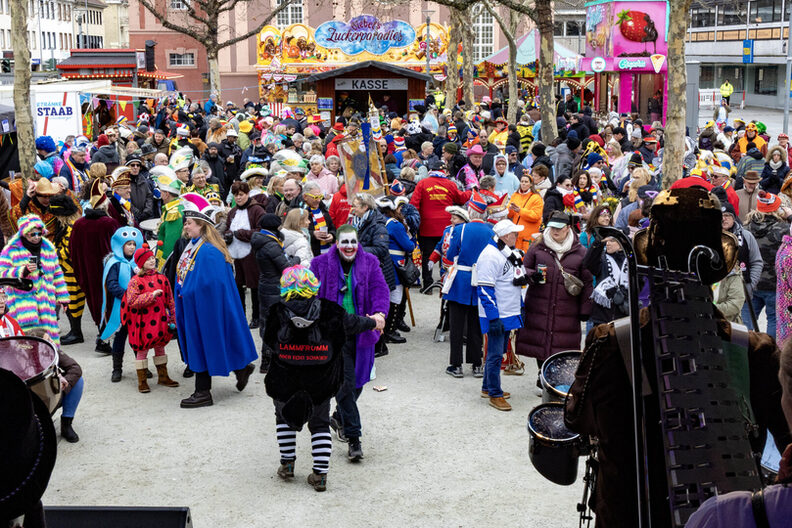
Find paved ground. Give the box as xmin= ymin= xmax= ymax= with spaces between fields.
xmin=698 ymin=105 xmax=790 ymax=138
xmin=42 ymin=289 xmax=585 ymax=527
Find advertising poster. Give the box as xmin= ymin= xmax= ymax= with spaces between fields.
xmin=34 ymin=91 xmax=81 ymax=143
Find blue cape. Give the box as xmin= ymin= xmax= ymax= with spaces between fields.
xmin=175 ymin=240 xmax=257 ymax=375
xmin=100 ymin=227 xmax=143 ymax=339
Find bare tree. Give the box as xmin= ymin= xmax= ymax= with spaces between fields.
xmin=460 ymin=7 xmax=476 ymax=108
xmin=445 ymin=9 xmax=461 ymax=108
xmin=10 ymin=0 xmax=35 ymax=181
xmin=482 ymin=0 xmax=519 ymax=123
xmin=138 ymin=0 xmax=298 ymax=96
xmin=662 ymin=0 xmax=693 ymax=187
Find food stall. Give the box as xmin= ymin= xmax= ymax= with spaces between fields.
xmin=256 ymin=15 xmax=449 ymax=118
xmin=581 ymin=0 xmax=669 ymax=122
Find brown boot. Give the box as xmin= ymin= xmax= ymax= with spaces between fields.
xmin=489 ymin=396 xmax=512 ymax=411
xmin=154 ymin=355 xmax=179 ymax=387
xmin=135 ymin=360 xmax=151 ymax=393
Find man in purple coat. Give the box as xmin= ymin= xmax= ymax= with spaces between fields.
xmin=310 ymin=224 xmax=389 ymax=462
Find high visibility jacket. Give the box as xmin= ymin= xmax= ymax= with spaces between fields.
xmin=720 ymin=82 xmax=734 ymax=98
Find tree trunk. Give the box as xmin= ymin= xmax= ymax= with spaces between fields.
xmin=207 ymin=49 xmax=222 ymax=98
xmin=662 ymin=0 xmax=692 ymax=188
xmin=445 ymin=8 xmax=462 ymax=109
xmin=460 ymin=9 xmax=475 ymax=109
xmin=10 ymin=0 xmax=35 ymax=182
xmin=536 ymin=0 xmax=557 ymax=142
xmin=506 ymin=10 xmax=519 ymax=124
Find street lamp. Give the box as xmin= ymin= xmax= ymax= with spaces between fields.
xmin=422 ymin=9 xmax=434 ymax=95
xmin=784 ymin=2 xmax=792 ymax=133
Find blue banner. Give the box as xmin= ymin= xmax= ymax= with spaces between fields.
xmin=743 ymin=39 xmax=754 ymax=64
xmin=361 ymin=122 xmax=372 ymax=190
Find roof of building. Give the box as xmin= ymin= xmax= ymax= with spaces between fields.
xmin=57 ymin=50 xmax=137 ymax=70
xmin=300 ymin=61 xmax=431 ymax=83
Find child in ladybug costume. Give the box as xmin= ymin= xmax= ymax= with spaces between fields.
xmin=121 ymin=243 xmax=179 ymax=393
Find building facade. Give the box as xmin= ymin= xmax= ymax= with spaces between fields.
xmin=128 ymin=0 xmax=533 ymax=102
xmin=103 ymin=0 xmax=130 ymax=48
xmin=685 ymin=0 xmax=792 ymax=109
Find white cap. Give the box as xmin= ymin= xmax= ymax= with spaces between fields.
xmin=493 ymin=219 xmax=524 ymax=238
xmin=226 ymin=129 xmax=238 ymax=137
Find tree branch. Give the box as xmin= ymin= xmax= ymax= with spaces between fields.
xmin=482 ymin=0 xmax=515 ymax=48
xmin=217 ymin=0 xmax=298 ymax=48
xmin=139 ymin=0 xmax=210 ymax=40
xmin=490 ymin=0 xmax=536 ymax=21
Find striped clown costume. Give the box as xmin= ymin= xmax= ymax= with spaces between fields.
xmin=0 ymin=214 xmax=68 ymax=343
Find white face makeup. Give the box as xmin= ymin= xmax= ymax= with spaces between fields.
xmin=337 ymin=232 xmax=359 ymax=262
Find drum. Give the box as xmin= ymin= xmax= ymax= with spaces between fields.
xmin=140 ymin=218 xmax=161 ymax=235
xmin=0 ymin=336 xmax=61 ymax=413
xmin=528 ymin=403 xmax=583 ymax=486
xmin=540 ymin=350 xmax=581 ymax=404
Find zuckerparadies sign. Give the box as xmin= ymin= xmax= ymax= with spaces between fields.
xmin=315 ymin=15 xmax=416 ymax=56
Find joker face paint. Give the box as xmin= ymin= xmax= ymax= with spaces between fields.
xmin=337 ymin=231 xmax=359 ymax=262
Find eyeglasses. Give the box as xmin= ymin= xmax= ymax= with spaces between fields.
xmin=29 ymin=232 xmax=43 ymax=238
xmin=304 ymin=193 xmax=324 ymax=200
xmin=128 ymin=164 xmax=141 ymax=168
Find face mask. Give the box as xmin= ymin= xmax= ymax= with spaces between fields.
xmin=337 ymin=233 xmax=359 ymax=262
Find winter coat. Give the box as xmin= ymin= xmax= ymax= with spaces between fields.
xmin=507 ymin=190 xmax=543 ymax=252
xmin=251 ymin=230 xmax=299 ymax=309
xmin=541 ymin=188 xmax=566 ymax=225
xmin=776 ymin=235 xmax=792 ymax=348
xmin=305 ymin=168 xmax=339 ymax=199
xmin=129 ymin=172 xmax=155 ymax=222
xmin=357 ymin=209 xmax=396 ymax=290
xmin=515 ymin=234 xmax=593 ymax=361
xmin=328 ymin=184 xmax=351 ymax=227
xmin=745 ymin=214 xmax=789 ymax=291
xmin=583 ymin=241 xmax=629 ymax=325
xmin=443 ymin=220 xmax=494 ymax=306
xmin=409 ymin=174 xmax=468 ymax=237
xmin=282 ymin=228 xmax=313 ymax=266
xmin=385 ymin=217 xmax=416 ymax=287
xmin=227 ymin=202 xmax=266 ymax=289
xmin=0 ymin=232 xmax=68 ymax=344
xmin=311 ymin=248 xmax=390 ymax=388
xmin=202 ymin=149 xmax=227 ymax=194
xmin=715 ymin=270 xmax=745 ymax=324
xmin=121 ymin=270 xmax=176 ymax=352
xmin=306 ymin=202 xmax=337 ymax=257
xmin=553 ymin=143 xmax=576 ymax=182
xmin=91 ymin=144 xmax=120 ymax=167
xmin=145 ymin=136 xmax=170 ymax=156
xmin=735 ymin=148 xmax=765 ymax=183
xmin=760 ymin=146 xmax=790 ymax=195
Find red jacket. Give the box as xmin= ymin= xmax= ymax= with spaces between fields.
xmin=409 ymin=175 xmax=468 ymax=237
xmin=325 ymin=134 xmax=345 ymax=159
xmin=329 ymin=184 xmax=351 ymax=227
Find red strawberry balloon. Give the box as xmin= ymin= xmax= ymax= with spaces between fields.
xmin=617 ymin=9 xmax=658 ymax=53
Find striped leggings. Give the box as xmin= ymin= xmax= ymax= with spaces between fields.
xmin=275 ymin=399 xmax=331 ymax=474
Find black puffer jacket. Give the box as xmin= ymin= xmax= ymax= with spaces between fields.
xmin=357 ymin=209 xmax=395 ymax=290
xmin=251 ymin=230 xmax=299 ymax=307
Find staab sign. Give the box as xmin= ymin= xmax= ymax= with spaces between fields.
xmin=335 ymin=78 xmax=408 ymax=91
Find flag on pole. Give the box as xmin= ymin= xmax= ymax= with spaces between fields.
xmin=361 ymin=122 xmax=372 ymax=190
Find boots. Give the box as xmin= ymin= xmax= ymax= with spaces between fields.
xmin=235 ymin=364 xmax=255 ymax=391
xmin=111 ymin=352 xmax=123 ymax=382
xmin=60 ymin=416 xmax=79 ymax=443
xmin=307 ymin=471 xmax=327 ymax=492
xmin=384 ymin=302 xmax=406 ymax=344
xmin=135 ymin=360 xmax=150 ymax=393
xmin=61 ymin=313 xmax=84 ymax=345
xmin=180 ymin=391 xmax=213 ymax=408
xmin=153 ymin=355 xmax=179 ymax=387
xmin=95 ymin=337 xmax=112 ymax=355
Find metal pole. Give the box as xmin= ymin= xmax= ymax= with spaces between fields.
xmin=425 ymin=13 xmax=431 ymax=94
xmin=784 ymin=0 xmax=792 ymax=133
xmin=36 ymin=1 xmax=43 ymax=70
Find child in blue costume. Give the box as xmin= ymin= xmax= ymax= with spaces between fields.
xmin=176 ymin=193 xmax=258 ymax=409
xmin=101 ymin=226 xmax=143 ymax=383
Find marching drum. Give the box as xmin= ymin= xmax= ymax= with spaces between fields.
xmin=0 ymin=336 xmax=61 ymax=413
xmin=528 ymin=403 xmax=584 ymax=486
xmin=540 ymin=350 xmax=581 ymax=404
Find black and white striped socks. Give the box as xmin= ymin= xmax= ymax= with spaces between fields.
xmin=311 ymin=431 xmax=332 ymax=474
xmin=277 ymin=425 xmax=332 ymax=474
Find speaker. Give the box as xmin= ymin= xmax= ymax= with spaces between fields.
xmin=44 ymin=506 xmax=192 ymax=527
xmin=144 ymin=40 xmax=156 ymax=72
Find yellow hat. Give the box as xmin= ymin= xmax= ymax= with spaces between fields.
xmin=239 ymin=121 xmax=254 ymax=134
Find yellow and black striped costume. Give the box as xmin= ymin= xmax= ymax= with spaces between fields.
xmin=56 ymin=223 xmax=85 ymax=318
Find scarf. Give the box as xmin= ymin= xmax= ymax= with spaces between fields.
xmin=573 ymin=185 xmax=599 ymax=210
xmin=542 ymin=227 xmax=574 ymax=259
xmin=592 ymin=252 xmax=629 ymax=308
xmin=311 ymin=207 xmax=331 ymax=253
xmin=770 ymin=159 xmax=783 ymax=170
xmin=259 ymin=229 xmax=283 ymax=248
xmin=351 ymin=209 xmax=370 ymax=228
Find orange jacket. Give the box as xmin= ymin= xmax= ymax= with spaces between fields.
xmin=507 ymin=190 xmax=543 ymax=252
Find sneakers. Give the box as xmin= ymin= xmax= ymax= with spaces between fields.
xmin=489 ymin=396 xmax=512 ymax=411
xmin=307 ymin=471 xmax=327 ymax=492
xmin=330 ymin=416 xmax=347 ymax=443
xmin=481 ymin=390 xmax=511 ymax=399
xmin=445 ymin=365 xmax=464 ymax=378
xmin=277 ymin=460 xmax=295 ymax=479
xmin=348 ymin=438 xmax=363 ymax=462
xmin=472 ymin=365 xmax=484 ymax=378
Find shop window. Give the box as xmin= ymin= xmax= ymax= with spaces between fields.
xmin=276 ymin=0 xmax=302 ymax=28
xmin=565 ymin=21 xmax=583 ymax=36
xmin=754 ymin=66 xmax=778 ymax=95
xmin=473 ymin=9 xmax=494 ymax=62
xmin=553 ymin=22 xmax=564 ymax=36
xmin=169 ymin=52 xmax=196 ymax=67
xmin=718 ymin=4 xmax=746 ymax=26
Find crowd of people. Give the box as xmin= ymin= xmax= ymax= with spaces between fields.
xmin=1 ymin=88 xmax=792 ymax=514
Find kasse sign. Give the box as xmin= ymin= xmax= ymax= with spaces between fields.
xmin=335 ymin=78 xmax=408 ymax=91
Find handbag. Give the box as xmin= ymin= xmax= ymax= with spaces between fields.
xmin=553 ymin=255 xmax=584 ymax=296
xmin=396 ymin=256 xmax=420 ymax=287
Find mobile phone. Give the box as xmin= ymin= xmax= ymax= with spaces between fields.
xmin=28 ymin=256 xmax=38 ymax=266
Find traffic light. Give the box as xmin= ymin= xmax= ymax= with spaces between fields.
xmin=1 ymin=60 xmax=10 ymax=73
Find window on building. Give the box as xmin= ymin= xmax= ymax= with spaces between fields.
xmin=276 ymin=0 xmax=302 ymax=27
xmin=565 ymin=21 xmax=583 ymax=36
xmin=755 ymin=66 xmax=778 ymax=95
xmin=690 ymin=8 xmax=716 ymax=28
xmin=751 ymin=0 xmax=782 ymax=23
xmin=68 ymin=33 xmax=72 ymax=48
xmin=0 ymin=32 xmax=4 ymax=49
xmin=169 ymin=0 xmax=189 ymax=10
xmin=472 ymin=9 xmax=494 ymax=62
xmin=718 ymin=4 xmax=747 ymax=25
xmin=169 ymin=52 xmax=196 ymax=67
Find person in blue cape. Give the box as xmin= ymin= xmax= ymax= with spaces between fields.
xmin=101 ymin=226 xmax=143 ymax=382
xmin=175 ymin=193 xmax=257 ymax=408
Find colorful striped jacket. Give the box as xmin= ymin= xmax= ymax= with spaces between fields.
xmin=0 ymin=234 xmax=68 ymax=343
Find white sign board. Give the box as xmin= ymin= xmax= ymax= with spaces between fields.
xmin=334 ymin=78 xmax=408 ymax=91
xmin=34 ymin=91 xmax=81 ymax=143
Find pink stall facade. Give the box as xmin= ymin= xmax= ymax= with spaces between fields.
xmin=582 ymin=0 xmax=669 ymax=124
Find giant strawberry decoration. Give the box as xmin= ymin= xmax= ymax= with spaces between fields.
xmin=617 ymin=9 xmax=658 ymax=53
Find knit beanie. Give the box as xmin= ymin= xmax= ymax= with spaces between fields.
xmin=757 ymin=190 xmax=780 ymax=213
xmin=134 ymin=244 xmax=154 ymax=268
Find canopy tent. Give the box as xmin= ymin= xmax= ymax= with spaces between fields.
xmin=0 ymin=104 xmax=19 ymax=179
xmin=480 ymin=29 xmax=582 ymax=71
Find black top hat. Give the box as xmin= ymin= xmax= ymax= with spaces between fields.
xmin=0 ymin=368 xmax=57 ymax=521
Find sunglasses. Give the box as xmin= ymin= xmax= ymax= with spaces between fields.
xmin=29 ymin=232 xmax=43 ymax=238
xmin=304 ymin=193 xmax=323 ymax=200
